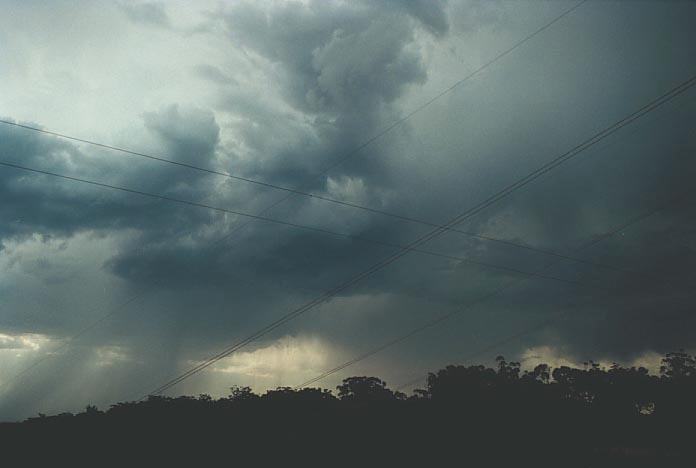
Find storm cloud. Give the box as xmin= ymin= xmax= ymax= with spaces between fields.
xmin=0 ymin=0 xmax=695 ymax=420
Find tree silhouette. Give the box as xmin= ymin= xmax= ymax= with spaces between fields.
xmin=336 ymin=376 xmax=404 ymax=402
xmin=4 ymin=351 xmax=696 ymax=466
xmin=660 ymin=350 xmax=696 ymax=379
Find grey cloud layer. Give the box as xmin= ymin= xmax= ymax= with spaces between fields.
xmin=1 ymin=0 xmax=695 ymax=420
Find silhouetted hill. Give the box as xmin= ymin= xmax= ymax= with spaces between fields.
xmin=2 ymin=351 xmax=695 ymax=466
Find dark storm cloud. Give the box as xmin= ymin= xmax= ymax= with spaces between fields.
xmin=215 ymin=0 xmax=453 ymax=189
xmin=2 ymin=0 xmax=696 ymax=420
xmin=0 ymin=104 xmax=222 ymax=245
xmin=91 ymin=0 xmax=460 ymax=298
xmin=143 ymin=104 xmax=220 ymax=166
xmin=5 ymin=0 xmax=694 ymax=349
xmin=222 ymin=0 xmax=440 ymax=113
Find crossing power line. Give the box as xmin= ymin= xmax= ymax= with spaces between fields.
xmin=0 ymin=158 xmax=622 ymax=292
xmin=0 ymin=1 xmax=591 ymax=394
xmin=141 ymin=72 xmax=696 ymax=398
xmin=0 ymin=119 xmax=629 ymax=272
xmin=4 ymin=80 xmax=692 ymax=398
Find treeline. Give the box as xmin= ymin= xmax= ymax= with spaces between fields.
xmin=2 ymin=351 xmax=695 ymax=466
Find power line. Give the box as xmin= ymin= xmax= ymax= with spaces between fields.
xmin=0 ymin=2 xmax=601 ymax=276
xmin=296 ymin=191 xmax=688 ymax=389
xmin=0 ymin=158 xmax=618 ymax=292
xmin=142 ymin=72 xmax=696 ymax=398
xmin=0 ymin=157 xmax=612 ymax=394
xmin=0 ymin=1 xmax=591 ymax=394
xmin=0 ymin=118 xmax=627 ymax=274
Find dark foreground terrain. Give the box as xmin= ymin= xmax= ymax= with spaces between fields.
xmin=2 ymin=352 xmax=695 ymax=466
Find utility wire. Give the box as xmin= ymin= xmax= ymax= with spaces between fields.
xmin=0 ymin=158 xmax=616 ymax=291
xmin=0 ymin=118 xmax=623 ymax=272
xmin=142 ymin=72 xmax=696 ymax=398
xmin=0 ymin=156 xmax=612 ymax=395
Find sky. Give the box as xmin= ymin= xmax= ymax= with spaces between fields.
xmin=0 ymin=0 xmax=695 ymax=420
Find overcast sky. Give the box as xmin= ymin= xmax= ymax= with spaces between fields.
xmin=1 ymin=0 xmax=695 ymax=420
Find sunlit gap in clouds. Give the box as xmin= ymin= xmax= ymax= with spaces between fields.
xmin=206 ymin=335 xmax=337 ymax=392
